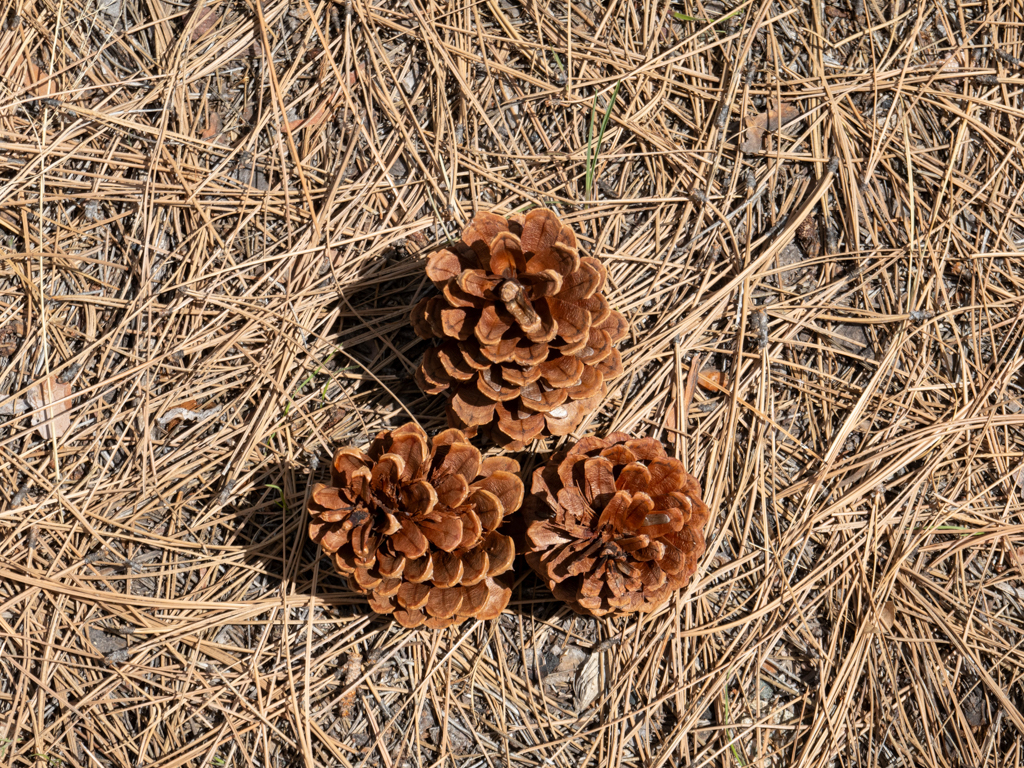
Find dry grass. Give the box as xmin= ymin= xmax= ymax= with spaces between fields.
xmin=1 ymin=0 xmax=1024 ymax=765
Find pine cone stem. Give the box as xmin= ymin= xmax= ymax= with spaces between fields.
xmin=499 ymin=280 xmax=541 ymax=331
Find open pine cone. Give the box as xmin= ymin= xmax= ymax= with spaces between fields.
xmin=411 ymin=208 xmax=628 ymax=448
xmin=308 ymin=424 xmax=523 ymax=628
xmin=524 ymin=433 xmax=710 ymax=616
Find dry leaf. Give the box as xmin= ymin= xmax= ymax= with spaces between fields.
xmin=874 ymin=600 xmax=896 ymax=633
xmin=163 ymin=399 xmax=198 ymax=432
xmin=533 ymin=644 xmax=587 ymax=686
xmin=189 ymin=6 xmax=220 ymax=41
xmin=796 ymin=215 xmax=821 ymax=259
xmin=949 ymin=260 xmax=972 ymax=278
xmin=557 ymin=644 xmax=588 ymax=673
xmin=200 ymin=112 xmax=222 ymax=142
xmin=406 ymin=230 xmax=429 ymax=249
xmin=25 ymin=375 xmax=74 ymax=439
xmin=286 ymin=103 xmax=328 ymax=132
xmin=23 ymin=56 xmax=57 ymax=98
xmin=338 ymin=651 xmax=361 ymax=720
xmin=698 ymin=370 xmax=727 ymax=391
xmin=741 ymin=103 xmax=801 ymax=154
xmin=665 ymin=401 xmax=678 ymax=445
xmin=0 ymin=320 xmax=25 ymax=356
xmin=574 ymin=653 xmax=600 ymax=712
xmin=0 ymin=399 xmax=27 ymax=416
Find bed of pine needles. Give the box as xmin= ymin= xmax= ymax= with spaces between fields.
xmin=2 ymin=0 xmax=1024 ymax=766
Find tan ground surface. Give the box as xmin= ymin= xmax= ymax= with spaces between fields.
xmin=1 ymin=1 xmax=1023 ymax=766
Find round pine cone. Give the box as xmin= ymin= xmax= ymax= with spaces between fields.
xmin=309 ymin=424 xmax=523 ymax=628
xmin=411 ymin=208 xmax=628 ymax=448
xmin=524 ymin=433 xmax=710 ymax=617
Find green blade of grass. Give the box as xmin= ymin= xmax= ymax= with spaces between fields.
xmin=266 ymin=484 xmax=288 ymax=513
xmin=551 ymin=50 xmax=565 ymax=75
xmin=721 ymin=685 xmax=747 ymax=766
xmin=673 ymin=7 xmax=745 ymax=24
xmin=585 ymin=81 xmax=622 ymax=199
xmin=585 ymin=94 xmax=598 ymax=198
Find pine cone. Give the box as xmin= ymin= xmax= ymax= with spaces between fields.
xmin=411 ymin=208 xmax=628 ymax=448
xmin=524 ymin=432 xmax=710 ymax=616
xmin=308 ymin=424 xmax=523 ymax=628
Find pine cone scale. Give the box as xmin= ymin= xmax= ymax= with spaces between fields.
xmin=483 ymin=533 xmax=515 ymax=575
xmin=425 ymin=249 xmax=466 ymax=286
xmin=472 ymin=471 xmax=524 ymax=515
xmin=455 ymin=582 xmax=490 ymax=617
xmin=545 ymin=298 xmax=589 ymax=341
xmin=487 ymin=231 xmax=523 ymax=275
xmin=462 ymin=211 xmax=510 ymax=257
xmin=451 ymin=385 xmax=498 ymax=426
xmin=527 ymin=269 xmax=562 ymax=296
xmin=497 ymin=405 xmax=546 ymax=443
xmin=517 ymin=209 xmax=558 ymax=253
xmin=377 ymin=551 xmax=405 ymax=577
xmin=404 ymin=554 xmax=433 ymax=582
xmin=309 ymin=520 xmax=349 ymax=551
xmin=456 ymin=509 xmax=482 ymax=549
xmin=353 ymin=567 xmax=382 ymax=590
xmin=418 ymin=516 xmax=462 ymax=551
xmin=441 ymin=307 xmax=475 ymax=340
xmin=434 ymin=473 xmax=469 ymax=508
xmin=579 ymin=330 xmax=612 ymax=365
xmin=391 ymin=520 xmax=428 ymax=558
xmin=430 ymin=551 xmax=463 ymax=586
xmin=397 ymin=581 xmax=430 ymax=609
xmin=475 ymin=575 xmax=513 ymax=620
xmin=442 ymin=281 xmax=485 ymax=309
xmin=501 ymin=363 xmax=542 ymax=387
xmin=476 ymin=305 xmax=512 ymax=345
xmin=460 ymin=549 xmax=488 ymax=584
xmin=614 ymin=461 xmax=649 ymax=492
xmin=594 ymin=350 xmax=623 ymax=379
xmin=398 ymin=480 xmax=434 ymax=515
xmin=477 ymin=368 xmax=520 ymax=401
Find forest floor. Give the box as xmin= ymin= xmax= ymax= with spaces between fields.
xmin=1 ymin=0 xmax=1024 ymax=766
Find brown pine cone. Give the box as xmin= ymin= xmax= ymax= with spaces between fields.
xmin=411 ymin=208 xmax=628 ymax=448
xmin=524 ymin=432 xmax=710 ymax=616
xmin=308 ymin=424 xmax=523 ymax=628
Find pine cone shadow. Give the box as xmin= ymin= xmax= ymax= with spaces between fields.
xmin=333 ymin=240 xmax=450 ymax=434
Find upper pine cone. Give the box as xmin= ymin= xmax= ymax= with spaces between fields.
xmin=524 ymin=433 xmax=710 ymax=617
xmin=411 ymin=208 xmax=628 ymax=448
xmin=308 ymin=424 xmax=523 ymax=628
